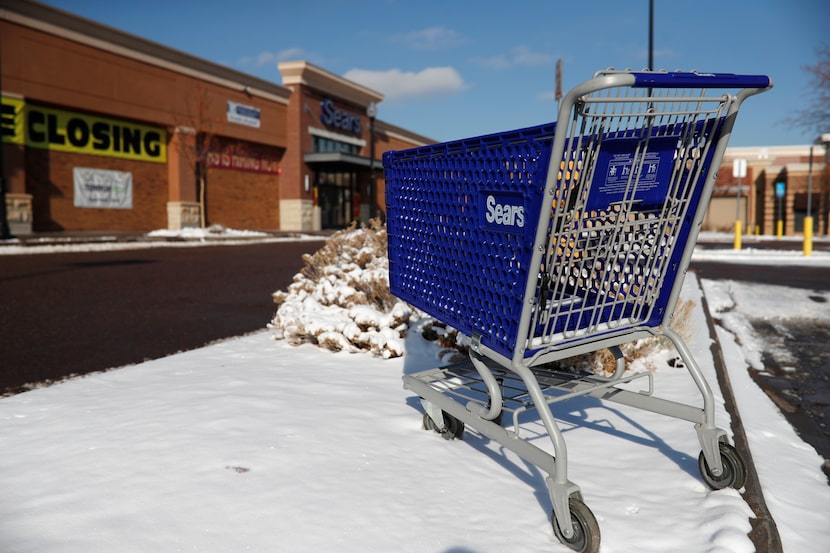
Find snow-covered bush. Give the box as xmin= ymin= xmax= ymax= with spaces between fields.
xmin=270 ymin=219 xmax=695 ymax=368
xmin=270 ymin=220 xmax=413 ymax=358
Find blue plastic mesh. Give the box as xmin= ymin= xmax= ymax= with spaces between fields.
xmin=385 ymin=114 xmax=725 ymax=360
xmin=384 ymin=123 xmax=556 ymax=356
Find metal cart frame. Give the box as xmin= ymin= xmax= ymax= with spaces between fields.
xmin=383 ymin=70 xmax=772 ymax=552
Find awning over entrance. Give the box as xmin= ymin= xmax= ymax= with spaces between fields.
xmin=303 ymin=152 xmax=380 ymax=170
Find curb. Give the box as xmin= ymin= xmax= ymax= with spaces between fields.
xmin=1 ymin=230 xmax=334 ymax=249
xmin=695 ymin=271 xmax=783 ymax=553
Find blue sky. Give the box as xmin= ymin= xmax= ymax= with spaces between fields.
xmin=39 ymin=0 xmax=829 ymax=147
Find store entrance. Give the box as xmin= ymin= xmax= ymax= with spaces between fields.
xmin=316 ymin=169 xmax=359 ymax=229
xmin=318 ymin=184 xmax=350 ymax=228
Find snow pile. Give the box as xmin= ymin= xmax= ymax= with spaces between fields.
xmin=269 ymin=221 xmax=413 ymax=358
xmin=146 ymin=224 xmax=269 ymax=239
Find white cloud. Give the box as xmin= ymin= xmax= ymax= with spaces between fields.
xmin=390 ymin=26 xmax=465 ymax=50
xmin=254 ymin=51 xmax=277 ymax=66
xmin=343 ymin=67 xmax=467 ymax=100
xmin=273 ymin=47 xmax=307 ymax=63
xmin=473 ymin=45 xmax=554 ymax=69
xmin=237 ymin=48 xmax=310 ymax=68
xmin=511 ymin=45 xmax=553 ymax=66
xmin=473 ymin=54 xmax=510 ymax=70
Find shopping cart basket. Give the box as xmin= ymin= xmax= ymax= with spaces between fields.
xmin=383 ymin=69 xmax=772 ymax=552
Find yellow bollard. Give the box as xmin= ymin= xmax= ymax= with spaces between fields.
xmin=733 ymin=220 xmax=742 ymax=250
xmin=804 ymin=216 xmax=813 ymax=257
xmin=777 ymin=220 xmax=783 ymax=240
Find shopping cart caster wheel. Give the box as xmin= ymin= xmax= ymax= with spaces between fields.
xmin=422 ymin=411 xmax=465 ymax=440
xmin=551 ymin=497 xmax=600 ymax=553
xmin=698 ymin=442 xmax=747 ymax=490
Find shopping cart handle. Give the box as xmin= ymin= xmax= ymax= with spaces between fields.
xmin=630 ymin=71 xmax=771 ymax=89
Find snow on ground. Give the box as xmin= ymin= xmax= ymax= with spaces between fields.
xmin=1 ymin=232 xmax=829 ymax=552
xmin=701 ymin=279 xmax=830 ymax=553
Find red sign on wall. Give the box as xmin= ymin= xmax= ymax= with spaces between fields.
xmin=206 ymin=143 xmax=281 ymax=175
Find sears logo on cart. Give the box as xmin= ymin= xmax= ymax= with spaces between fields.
xmin=481 ymin=192 xmax=526 ymax=234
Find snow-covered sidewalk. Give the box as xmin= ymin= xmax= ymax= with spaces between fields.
xmin=2 ymin=274 xmax=828 ymax=552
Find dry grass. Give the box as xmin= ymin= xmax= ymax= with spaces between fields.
xmin=561 ymin=298 xmax=697 ymax=375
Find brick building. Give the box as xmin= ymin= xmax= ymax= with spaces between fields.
xmin=0 ymin=0 xmax=431 ymax=235
xmin=2 ymin=1 xmax=826 ymax=238
xmin=709 ymin=142 xmax=830 ymax=236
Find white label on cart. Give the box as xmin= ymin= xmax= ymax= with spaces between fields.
xmin=481 ymin=192 xmax=526 ymax=233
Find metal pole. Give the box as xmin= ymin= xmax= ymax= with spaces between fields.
xmin=777 ymin=193 xmax=783 ymax=239
xmin=0 ymin=43 xmax=13 ymax=239
xmin=366 ymin=102 xmax=377 ymax=221
xmin=735 ymin=176 xmax=741 ymax=221
xmin=732 ymin=159 xmax=745 ymax=250
xmin=648 ymin=0 xmax=654 ymax=70
xmin=369 ymin=114 xmax=376 ymax=219
xmin=804 ymin=146 xmax=814 ymax=256
xmin=0 ymin=174 xmax=12 ymax=240
xmin=807 ymin=146 xmax=813 ymax=219
xmin=734 ymin=174 xmax=742 ymax=250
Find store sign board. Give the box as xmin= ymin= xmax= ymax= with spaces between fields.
xmin=1 ymin=96 xmax=166 ymax=163
xmin=320 ymin=98 xmax=361 ymax=134
xmin=73 ymin=167 xmax=133 ymax=209
xmin=227 ymin=101 xmax=261 ymax=128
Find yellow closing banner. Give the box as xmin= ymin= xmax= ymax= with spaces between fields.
xmin=1 ymin=96 xmax=167 ymax=163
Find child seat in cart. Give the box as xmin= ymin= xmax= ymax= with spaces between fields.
xmin=382 ymin=69 xmax=772 ymax=552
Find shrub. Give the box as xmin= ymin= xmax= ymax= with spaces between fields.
xmin=270 ymin=220 xmax=412 ymax=358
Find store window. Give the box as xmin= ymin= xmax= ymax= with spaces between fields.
xmin=312 ymin=136 xmax=359 ymax=155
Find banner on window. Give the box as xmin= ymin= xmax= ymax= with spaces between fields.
xmin=73 ymin=167 xmax=133 ymax=209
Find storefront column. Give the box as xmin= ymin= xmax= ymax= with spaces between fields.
xmin=1 ymin=142 xmax=31 ymax=235
xmin=166 ymin=126 xmax=200 ymax=229
xmin=280 ymin=198 xmax=315 ymax=231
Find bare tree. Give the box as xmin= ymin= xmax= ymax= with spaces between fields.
xmin=176 ymin=87 xmax=219 ymax=229
xmin=788 ymin=45 xmax=830 ymax=138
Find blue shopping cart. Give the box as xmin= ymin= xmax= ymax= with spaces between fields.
xmin=383 ymin=70 xmax=772 ymax=552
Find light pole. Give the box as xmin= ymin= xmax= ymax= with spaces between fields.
xmin=366 ymin=102 xmax=377 ymax=220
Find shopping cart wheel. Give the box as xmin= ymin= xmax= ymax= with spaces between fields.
xmin=698 ymin=442 xmax=747 ymax=490
xmin=551 ymin=497 xmax=600 ymax=553
xmin=422 ymin=411 xmax=465 ymax=440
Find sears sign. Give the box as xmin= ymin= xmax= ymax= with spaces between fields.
xmin=480 ymin=191 xmax=526 ymax=234
xmin=320 ymin=98 xmax=361 ymax=134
